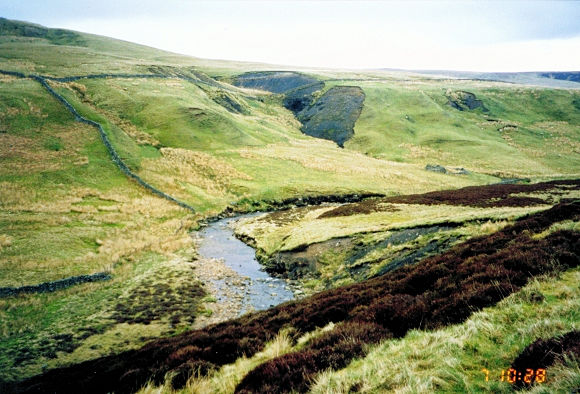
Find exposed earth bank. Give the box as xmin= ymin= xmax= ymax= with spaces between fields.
xmin=232 ymin=71 xmax=365 ymax=147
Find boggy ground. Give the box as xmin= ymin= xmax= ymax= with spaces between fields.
xmin=233 ymin=179 xmax=580 ymax=294
xmin=10 ymin=199 xmax=579 ymax=394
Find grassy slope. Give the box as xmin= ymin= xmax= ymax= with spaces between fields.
xmin=0 ymin=75 xmax=209 ymax=381
xmin=50 ymin=75 xmax=475 ymax=215
xmin=13 ymin=201 xmax=578 ymax=394
xmin=344 ymin=79 xmax=580 ymax=177
xmin=1 ymin=18 xmax=579 ymax=388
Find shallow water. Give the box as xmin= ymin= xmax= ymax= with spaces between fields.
xmin=197 ymin=213 xmax=295 ymax=315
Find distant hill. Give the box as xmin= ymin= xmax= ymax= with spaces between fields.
xmin=409 ymin=69 xmax=580 ymax=89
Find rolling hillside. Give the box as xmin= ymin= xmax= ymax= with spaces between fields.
xmin=0 ymin=18 xmax=579 ymax=393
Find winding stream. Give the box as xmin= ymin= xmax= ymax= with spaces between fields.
xmin=197 ymin=213 xmax=295 ymax=315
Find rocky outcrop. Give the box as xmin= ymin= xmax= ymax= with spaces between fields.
xmin=425 ymin=164 xmax=447 ymax=173
xmin=232 ymin=72 xmax=365 ymax=146
xmin=425 ymin=164 xmax=471 ymax=175
xmin=282 ymin=82 xmax=325 ymax=113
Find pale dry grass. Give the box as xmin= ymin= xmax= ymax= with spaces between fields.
xmin=0 ymin=186 xmax=120 ymax=213
xmin=0 ymin=182 xmax=36 ymax=207
xmin=0 ymin=74 xmax=19 ymax=83
xmin=98 ymin=221 xmax=192 ymax=262
xmin=0 ymin=181 xmax=195 ymax=286
xmin=511 ymin=188 xmax=580 ymax=204
xmin=235 ymin=139 xmax=473 ymax=198
xmin=533 ymin=220 xmax=580 ymax=240
xmin=234 ymin=203 xmax=545 ymax=255
xmin=0 ymin=110 xmax=93 ymax=175
xmin=238 ymin=140 xmax=413 ymax=180
xmin=141 ymin=147 xmax=252 ymax=196
xmin=534 ymin=121 xmax=580 ymax=155
xmin=478 ymin=220 xmax=510 ymax=235
xmin=398 ymin=142 xmax=451 ymax=161
xmin=526 ymin=357 xmax=580 ymax=394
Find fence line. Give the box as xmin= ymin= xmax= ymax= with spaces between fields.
xmin=1 ymin=69 xmax=196 ymax=212
xmin=0 ymin=273 xmax=112 ymax=298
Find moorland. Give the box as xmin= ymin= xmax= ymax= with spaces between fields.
xmin=0 ymin=18 xmax=579 ymax=393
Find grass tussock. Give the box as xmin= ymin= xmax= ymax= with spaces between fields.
xmin=0 ymin=234 xmax=12 ymax=252
xmin=141 ymin=147 xmax=252 ymax=197
xmin=140 ymin=329 xmax=295 ymax=394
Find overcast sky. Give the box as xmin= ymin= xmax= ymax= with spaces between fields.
xmin=2 ymin=0 xmax=580 ymax=71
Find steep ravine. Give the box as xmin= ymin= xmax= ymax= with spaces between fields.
xmin=232 ymin=71 xmax=366 ymax=147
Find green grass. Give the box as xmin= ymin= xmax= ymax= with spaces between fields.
xmin=345 ymin=81 xmax=580 ymax=177
xmin=0 ymin=75 xmax=202 ymax=381
xmin=0 ymin=250 xmax=209 ymax=382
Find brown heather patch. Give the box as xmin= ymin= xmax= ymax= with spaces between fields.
xmin=110 ymin=262 xmax=206 ymax=326
xmin=382 ymin=179 xmax=580 ymax=208
xmin=313 ymin=180 xmax=579 ymax=220
xmin=510 ymin=330 xmax=580 ymax=389
xmin=317 ymin=199 xmax=400 ymax=219
xmin=13 ymin=200 xmax=580 ymax=394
